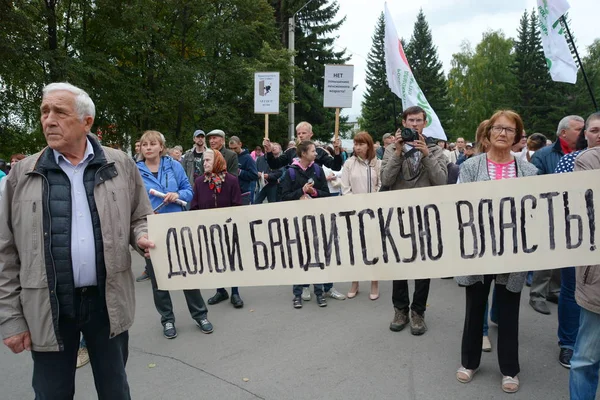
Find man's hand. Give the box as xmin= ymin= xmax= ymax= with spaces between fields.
xmin=394 ymin=131 xmax=404 ymax=156
xmin=413 ymin=134 xmax=429 ymax=157
xmin=163 ymin=192 xmax=179 ymax=204
xmin=262 ymin=139 xmax=273 ymax=153
xmin=137 ymin=235 xmax=156 ymax=258
xmin=333 ymin=138 xmax=342 ymax=155
xmin=3 ymin=331 xmax=31 ymax=354
xmin=326 ymin=173 xmax=336 ymax=181
xmin=263 ymin=173 xmax=269 ymax=180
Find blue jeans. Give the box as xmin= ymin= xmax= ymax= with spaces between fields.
xmin=293 ymin=284 xmax=323 ymax=296
xmin=558 ymin=267 xmax=581 ymax=350
xmin=31 ymin=289 xmax=130 ymax=399
xmin=570 ymin=307 xmax=600 ymax=400
xmin=298 ymin=283 xmax=332 ymax=292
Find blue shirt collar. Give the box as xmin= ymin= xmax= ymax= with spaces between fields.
xmin=53 ymin=138 xmax=95 ymax=167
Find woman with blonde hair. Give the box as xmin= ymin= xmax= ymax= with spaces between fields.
xmin=455 ymin=111 xmax=538 ymax=393
xmin=342 ymin=132 xmax=382 ymax=299
xmin=137 ymin=130 xmax=213 ymax=338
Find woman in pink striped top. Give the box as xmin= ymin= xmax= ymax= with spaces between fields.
xmin=455 ymin=110 xmax=539 ymax=394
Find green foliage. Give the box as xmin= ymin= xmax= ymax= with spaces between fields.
xmin=512 ymin=10 xmax=566 ymax=138
xmin=271 ymin=0 xmax=349 ymax=142
xmin=360 ymin=13 xmax=399 ymax=139
xmin=447 ymin=31 xmax=517 ymax=141
xmin=404 ymin=9 xmax=450 ymax=132
xmin=0 ymin=0 xmax=294 ymax=155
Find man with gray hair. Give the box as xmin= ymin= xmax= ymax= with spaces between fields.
xmin=376 ymin=133 xmax=394 ymax=159
xmin=528 ymin=115 xmax=585 ymax=316
xmin=0 ymin=82 xmax=154 ymax=398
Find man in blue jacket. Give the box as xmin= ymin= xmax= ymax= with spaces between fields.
xmin=228 ymin=136 xmax=258 ymax=205
xmin=529 ymin=115 xmax=584 ymax=316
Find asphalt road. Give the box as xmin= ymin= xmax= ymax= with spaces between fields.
xmin=1 ymin=252 xmax=594 ymax=400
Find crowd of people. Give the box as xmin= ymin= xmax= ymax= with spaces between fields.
xmin=0 ymin=81 xmax=599 ymax=399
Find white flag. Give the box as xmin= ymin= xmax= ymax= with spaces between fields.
xmin=383 ymin=3 xmax=446 ymax=140
xmin=536 ymin=0 xmax=578 ymax=84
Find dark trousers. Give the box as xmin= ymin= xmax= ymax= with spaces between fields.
xmin=146 ymin=258 xmax=207 ymax=325
xmin=461 ymin=275 xmax=521 ymax=377
xmin=293 ymin=284 xmax=323 ymax=296
xmin=392 ymin=279 xmax=430 ymax=315
xmin=31 ymin=289 xmax=130 ymax=400
xmin=255 ymin=184 xmax=278 ymax=204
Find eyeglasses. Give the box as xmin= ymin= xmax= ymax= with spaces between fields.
xmin=491 ymin=126 xmax=516 ymax=135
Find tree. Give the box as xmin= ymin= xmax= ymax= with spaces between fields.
xmin=271 ymin=0 xmax=349 ymax=142
xmin=512 ymin=10 xmax=565 ymax=136
xmin=0 ymin=0 xmax=294 ymax=157
xmin=404 ymin=9 xmax=450 ymax=130
xmin=447 ymin=31 xmax=517 ymax=140
xmin=360 ymin=13 xmax=399 ymax=138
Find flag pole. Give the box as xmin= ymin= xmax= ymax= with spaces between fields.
xmin=561 ymin=16 xmax=598 ymax=111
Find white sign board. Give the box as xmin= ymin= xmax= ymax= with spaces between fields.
xmin=323 ymin=64 xmax=354 ymax=108
xmin=148 ymin=171 xmax=600 ymax=290
xmin=254 ymin=72 xmax=280 ymax=114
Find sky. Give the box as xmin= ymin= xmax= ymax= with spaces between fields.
xmin=332 ymin=0 xmax=599 ymax=121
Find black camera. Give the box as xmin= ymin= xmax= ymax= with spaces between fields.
xmin=400 ymin=127 xmax=419 ymax=142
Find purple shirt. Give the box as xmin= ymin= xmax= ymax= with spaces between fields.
xmin=190 ymin=173 xmax=242 ymax=210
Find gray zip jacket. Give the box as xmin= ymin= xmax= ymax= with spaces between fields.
xmin=454 ymin=154 xmax=538 ymax=292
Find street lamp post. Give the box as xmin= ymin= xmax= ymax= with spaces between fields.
xmin=288 ymin=0 xmax=317 ymax=142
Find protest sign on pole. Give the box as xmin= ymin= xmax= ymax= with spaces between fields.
xmin=254 ymin=72 xmax=280 ymax=139
xmin=323 ymin=64 xmax=354 ymax=141
xmin=148 ymin=171 xmax=600 ymax=290
xmin=384 ymin=3 xmax=447 ymax=140
xmin=536 ymin=0 xmax=578 ymax=84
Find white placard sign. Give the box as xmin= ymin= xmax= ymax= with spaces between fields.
xmin=254 ymin=72 xmax=280 ymax=114
xmin=323 ymin=64 xmax=354 ymax=108
xmin=148 ymin=171 xmax=600 ymax=290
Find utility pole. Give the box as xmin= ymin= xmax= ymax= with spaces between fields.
xmin=288 ymin=0 xmax=318 ymax=142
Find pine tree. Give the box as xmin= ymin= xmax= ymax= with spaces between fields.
xmin=525 ymin=10 xmax=565 ymax=135
xmin=404 ymin=9 xmax=450 ymax=129
xmin=360 ymin=13 xmax=399 ymax=138
xmin=271 ymin=0 xmax=350 ymax=142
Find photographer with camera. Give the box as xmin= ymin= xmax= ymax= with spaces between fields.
xmin=381 ymin=106 xmax=448 ymax=336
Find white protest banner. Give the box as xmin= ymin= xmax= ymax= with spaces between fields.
xmin=536 ymin=0 xmax=578 ymax=84
xmin=254 ymin=72 xmax=280 ymax=114
xmin=323 ymin=64 xmax=354 ymax=108
xmin=148 ymin=171 xmax=599 ymax=290
xmin=384 ymin=3 xmax=447 ymax=140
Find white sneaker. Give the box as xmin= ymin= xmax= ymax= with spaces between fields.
xmin=76 ymin=347 xmax=90 ymax=368
xmin=482 ymin=335 xmax=492 ymax=352
xmin=325 ymin=287 xmax=346 ymax=300
xmin=301 ymin=287 xmax=311 ymax=301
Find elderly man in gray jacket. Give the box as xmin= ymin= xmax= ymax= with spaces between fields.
xmin=570 ymin=146 xmax=600 ymax=399
xmin=381 ymin=105 xmax=448 ymax=336
xmin=0 ymin=82 xmax=154 ymax=399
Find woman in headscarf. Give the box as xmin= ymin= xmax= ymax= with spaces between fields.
xmin=190 ymin=148 xmax=244 ymax=308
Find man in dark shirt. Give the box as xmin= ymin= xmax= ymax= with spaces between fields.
xmin=182 ymin=129 xmax=208 ymax=187
xmin=262 ymin=121 xmax=344 ymax=171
